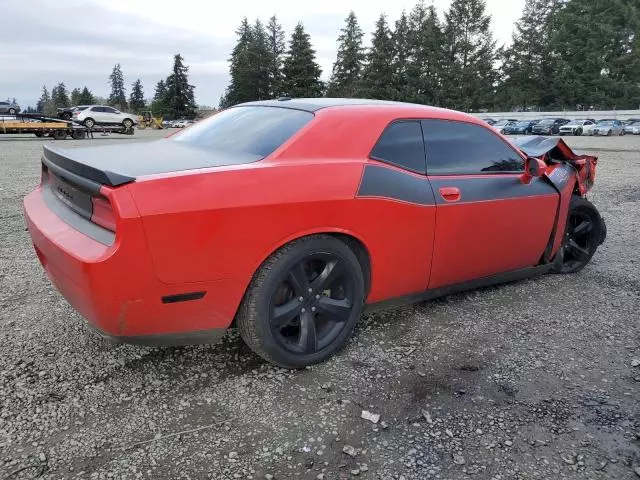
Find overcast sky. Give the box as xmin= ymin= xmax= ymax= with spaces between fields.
xmin=1 ymin=0 xmax=525 ymax=108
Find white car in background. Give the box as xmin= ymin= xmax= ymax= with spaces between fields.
xmin=558 ymin=119 xmax=596 ymax=136
xmin=591 ymin=119 xmax=625 ymax=136
xmin=623 ymin=120 xmax=640 ymax=135
xmin=72 ymin=105 xmax=138 ymax=129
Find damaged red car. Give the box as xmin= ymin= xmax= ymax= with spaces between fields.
xmin=23 ymin=99 xmax=606 ymax=368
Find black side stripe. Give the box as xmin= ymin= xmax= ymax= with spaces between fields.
xmin=357 ymin=164 xmax=436 ymax=206
xmin=429 ymin=175 xmax=557 ymax=204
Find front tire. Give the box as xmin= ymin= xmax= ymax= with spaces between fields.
xmin=552 ymin=196 xmax=605 ymax=274
xmin=8 ymin=108 xmax=16 ymax=115
xmin=122 ymin=118 xmax=134 ymax=129
xmin=237 ymin=235 xmax=365 ymax=369
xmin=575 ymin=128 xmax=583 ymax=136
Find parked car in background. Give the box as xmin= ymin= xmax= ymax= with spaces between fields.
xmin=58 ymin=106 xmax=89 ymax=120
xmin=623 ymin=118 xmax=640 ymax=125
xmin=623 ymin=120 xmax=640 ymax=135
xmin=502 ymin=120 xmax=540 ymax=135
xmin=490 ymin=119 xmax=519 ymax=133
xmin=72 ymin=105 xmax=138 ymax=129
xmin=482 ymin=117 xmax=497 ymax=125
xmin=531 ymin=118 xmax=570 ymax=135
xmin=0 ymin=100 xmax=21 ymax=115
xmin=592 ymin=119 xmax=625 ymax=136
xmin=174 ymin=119 xmax=195 ymax=128
xmin=558 ymin=119 xmax=596 ymax=136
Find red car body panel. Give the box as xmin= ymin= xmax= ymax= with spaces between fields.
xmin=23 ymin=101 xmax=598 ymax=343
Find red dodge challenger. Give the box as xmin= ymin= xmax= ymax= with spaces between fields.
xmin=24 ymin=98 xmax=606 ymax=368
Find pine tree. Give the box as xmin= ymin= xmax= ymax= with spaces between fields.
xmin=406 ymin=1 xmax=444 ymax=105
xmin=78 ymin=86 xmax=95 ymax=105
xmin=391 ymin=11 xmax=411 ymax=101
xmin=327 ymin=11 xmax=366 ymax=97
xmin=36 ymin=86 xmax=51 ymax=114
xmin=282 ymin=23 xmax=324 ymax=98
xmin=129 ymin=79 xmax=146 ymax=113
xmin=499 ymin=0 xmax=559 ymax=110
xmin=70 ymin=88 xmax=81 ymax=106
xmin=266 ymin=15 xmax=286 ymax=97
xmin=165 ymin=54 xmax=197 ymax=119
xmin=151 ymin=80 xmax=168 ymax=114
xmin=441 ymin=0 xmax=497 ymax=111
xmin=249 ymin=19 xmax=272 ymax=100
xmin=52 ymin=82 xmax=70 ymax=109
xmin=549 ymin=0 xmax=640 ymax=109
xmin=222 ymin=18 xmax=256 ymax=107
xmin=361 ymin=14 xmax=396 ymax=100
xmin=108 ymin=63 xmax=128 ymax=109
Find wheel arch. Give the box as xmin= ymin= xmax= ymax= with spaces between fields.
xmin=230 ymin=229 xmax=373 ymax=328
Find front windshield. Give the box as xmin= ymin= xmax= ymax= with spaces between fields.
xmin=597 ymin=121 xmax=614 ymax=126
xmin=539 ymin=119 xmax=555 ymax=125
xmin=516 ymin=121 xmax=530 ymax=127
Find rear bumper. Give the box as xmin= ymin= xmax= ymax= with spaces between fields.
xmin=24 ymin=187 xmax=241 ymax=343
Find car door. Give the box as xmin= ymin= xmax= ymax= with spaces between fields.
xmin=422 ymin=119 xmax=560 ymax=289
xmin=102 ymin=107 xmax=119 ymax=124
xmin=89 ymin=106 xmax=105 ymax=123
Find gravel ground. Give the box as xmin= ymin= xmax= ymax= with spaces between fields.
xmin=1 ymin=130 xmax=639 ymax=480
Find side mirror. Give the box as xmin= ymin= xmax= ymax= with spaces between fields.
xmin=521 ymin=157 xmax=547 ymax=184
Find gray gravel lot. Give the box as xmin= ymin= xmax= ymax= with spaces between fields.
xmin=1 ymin=130 xmax=639 ymax=479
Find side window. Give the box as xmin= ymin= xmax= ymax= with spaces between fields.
xmin=370 ymin=121 xmax=426 ymax=174
xmin=91 ymin=107 xmax=103 ymax=112
xmin=422 ymin=120 xmax=525 ymax=175
xmin=104 ymin=107 xmax=117 ymax=114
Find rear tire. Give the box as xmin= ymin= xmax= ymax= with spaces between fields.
xmin=237 ymin=235 xmax=365 ymax=369
xmin=71 ymin=130 xmax=85 ymax=140
xmin=83 ymin=118 xmax=95 ymax=129
xmin=552 ymin=196 xmax=605 ymax=274
xmin=34 ymin=132 xmax=44 ymax=138
xmin=8 ymin=108 xmax=16 ymax=115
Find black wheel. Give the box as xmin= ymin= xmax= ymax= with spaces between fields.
xmin=83 ymin=118 xmax=95 ymax=129
xmin=71 ymin=130 xmax=85 ymax=140
xmin=34 ymin=132 xmax=44 ymax=138
xmin=575 ymin=128 xmax=583 ymax=136
xmin=61 ymin=112 xmax=72 ymax=120
xmin=237 ymin=235 xmax=365 ymax=368
xmin=122 ymin=118 xmax=133 ymax=129
xmin=552 ymin=196 xmax=605 ymax=274
xmin=51 ymin=130 xmax=67 ymax=140
xmin=8 ymin=108 xmax=16 ymax=115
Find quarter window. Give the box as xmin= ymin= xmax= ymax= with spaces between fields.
xmin=421 ymin=120 xmax=524 ymax=175
xmin=370 ymin=121 xmax=426 ymax=174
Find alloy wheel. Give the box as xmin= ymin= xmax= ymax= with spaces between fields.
xmin=269 ymin=253 xmax=356 ymax=355
xmin=558 ymin=211 xmax=598 ymax=273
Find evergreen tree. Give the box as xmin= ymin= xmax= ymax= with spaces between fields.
xmin=549 ymin=0 xmax=640 ymax=109
xmin=406 ymin=1 xmax=444 ymax=105
xmin=70 ymin=88 xmax=82 ymax=106
xmin=52 ymin=82 xmax=70 ymax=109
xmin=129 ymin=79 xmax=146 ymax=113
xmin=221 ymin=18 xmax=256 ymax=107
xmin=108 ymin=63 xmax=128 ymax=109
xmin=266 ymin=15 xmax=286 ymax=97
xmin=441 ymin=0 xmax=497 ymax=111
xmin=391 ymin=11 xmax=411 ymax=101
xmin=36 ymin=86 xmax=51 ymax=114
xmin=499 ymin=0 xmax=559 ymax=110
xmin=151 ymin=80 xmax=168 ymax=114
xmin=248 ymin=19 xmax=272 ymax=100
xmin=361 ymin=14 xmax=397 ymax=100
xmin=327 ymin=11 xmax=366 ymax=97
xmin=165 ymin=54 xmax=197 ymax=119
xmin=77 ymin=86 xmax=95 ymax=105
xmin=282 ymin=23 xmax=324 ymax=97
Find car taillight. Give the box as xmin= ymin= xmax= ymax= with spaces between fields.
xmin=91 ymin=197 xmax=116 ymax=231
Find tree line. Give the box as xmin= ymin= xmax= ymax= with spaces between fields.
xmin=220 ymin=0 xmax=640 ymax=112
xmin=34 ymin=54 xmax=197 ymax=119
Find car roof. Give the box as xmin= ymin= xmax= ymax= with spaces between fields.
xmin=237 ymin=98 xmax=410 ymax=112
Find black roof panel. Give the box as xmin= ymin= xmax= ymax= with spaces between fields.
xmin=235 ymin=98 xmax=410 ymax=112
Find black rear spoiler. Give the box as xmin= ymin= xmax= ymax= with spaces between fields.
xmin=43 ymin=144 xmax=135 ymax=188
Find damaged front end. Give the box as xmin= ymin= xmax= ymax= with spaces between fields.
xmin=512 ymin=136 xmax=598 ymax=197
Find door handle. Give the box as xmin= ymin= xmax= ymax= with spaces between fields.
xmin=439 ymin=187 xmax=461 ymax=202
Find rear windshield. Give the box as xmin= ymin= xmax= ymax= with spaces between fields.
xmin=538 ymin=119 xmax=556 ymax=125
xmin=75 ymin=106 xmax=89 ymax=111
xmin=172 ymin=106 xmax=313 ymax=158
